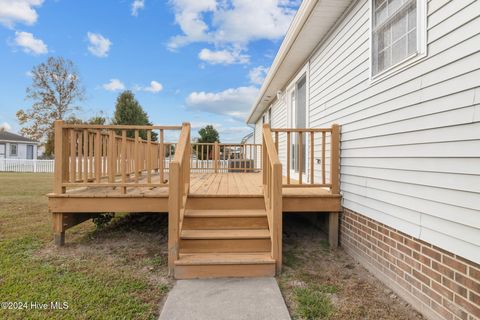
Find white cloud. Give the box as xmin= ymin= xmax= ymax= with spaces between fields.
xmin=102 ymin=79 xmax=125 ymax=91
xmin=0 ymin=0 xmax=43 ymax=28
xmin=133 ymin=80 xmax=164 ymax=93
xmin=168 ymin=0 xmax=297 ymax=50
xmin=198 ymin=48 xmax=249 ymax=65
xmin=168 ymin=0 xmax=216 ymax=50
xmin=144 ymin=80 xmax=163 ymax=93
xmin=249 ymin=65 xmax=269 ymax=85
xmin=13 ymin=31 xmax=47 ymax=55
xmin=87 ymin=32 xmax=112 ymax=57
xmin=186 ymin=86 xmax=258 ymax=121
xmin=131 ymin=0 xmax=144 ymax=16
xmin=0 ymin=122 xmax=12 ymax=132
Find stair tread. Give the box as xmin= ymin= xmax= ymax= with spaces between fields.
xmin=184 ymin=209 xmax=267 ymax=218
xmin=175 ymin=253 xmax=275 ymax=265
xmin=181 ymin=229 xmax=270 ymax=239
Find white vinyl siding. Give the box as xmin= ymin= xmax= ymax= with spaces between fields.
xmin=266 ymin=0 xmax=480 ymax=264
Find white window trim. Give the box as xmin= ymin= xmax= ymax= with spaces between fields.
xmin=369 ymin=0 xmax=427 ymax=83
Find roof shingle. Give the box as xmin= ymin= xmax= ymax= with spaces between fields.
xmin=0 ymin=131 xmax=38 ymax=143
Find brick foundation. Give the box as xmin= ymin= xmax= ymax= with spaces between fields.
xmin=341 ymin=208 xmax=480 ymax=320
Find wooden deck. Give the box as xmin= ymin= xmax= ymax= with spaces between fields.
xmin=48 ymin=121 xmax=342 ymax=278
xmin=48 ymin=172 xmax=339 ymax=212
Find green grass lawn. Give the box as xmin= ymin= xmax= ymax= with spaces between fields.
xmin=0 ymin=173 xmax=171 ymax=320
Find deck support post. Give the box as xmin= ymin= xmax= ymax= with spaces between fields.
xmin=53 ymin=212 xmax=65 ymax=246
xmin=328 ymin=212 xmax=339 ymax=249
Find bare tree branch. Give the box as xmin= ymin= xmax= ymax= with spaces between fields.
xmin=17 ymin=56 xmax=85 ymax=155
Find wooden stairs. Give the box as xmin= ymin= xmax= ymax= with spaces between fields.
xmin=174 ymin=198 xmax=276 ymax=279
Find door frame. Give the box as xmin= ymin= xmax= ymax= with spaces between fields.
xmin=27 ymin=144 xmax=34 ymax=159
xmin=286 ymin=62 xmax=310 ymax=182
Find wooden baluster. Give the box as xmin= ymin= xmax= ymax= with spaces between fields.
xmin=107 ymin=130 xmax=115 ymax=183
xmin=287 ymin=132 xmax=290 ymax=185
xmin=243 ymin=144 xmax=246 ymax=173
xmin=134 ymin=130 xmax=139 ymax=183
xmin=195 ymin=144 xmax=198 ymax=172
xmin=201 ymin=144 xmax=204 ymax=172
xmin=121 ymin=131 xmax=127 ymax=194
xmin=159 ymin=130 xmax=164 ymax=184
xmin=147 ymin=131 xmax=152 ymax=184
xmin=70 ymin=130 xmax=76 ymax=183
xmin=89 ymin=132 xmax=93 ymax=180
xmin=322 ymin=131 xmax=326 ymax=185
xmin=83 ymin=130 xmax=88 ymax=185
xmin=310 ymin=131 xmax=314 ymax=185
xmin=103 ymin=135 xmax=108 ymax=178
xmin=275 ymin=131 xmax=279 ymax=152
xmin=95 ymin=130 xmax=101 ymax=183
xmin=299 ymin=131 xmax=303 ymax=185
xmin=215 ymin=142 xmax=219 ymax=173
xmin=78 ymin=130 xmax=83 ymax=181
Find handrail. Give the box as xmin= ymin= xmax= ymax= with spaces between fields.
xmin=191 ymin=142 xmax=262 ymax=173
xmin=53 ymin=120 xmax=182 ymax=194
xmin=262 ymin=124 xmax=282 ymax=273
xmin=168 ymin=123 xmax=191 ymax=273
xmin=61 ymin=124 xmax=182 ymax=130
xmin=269 ymin=124 xmax=340 ymax=192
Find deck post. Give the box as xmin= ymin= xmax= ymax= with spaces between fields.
xmin=53 ymin=212 xmax=65 ymax=246
xmin=168 ymin=161 xmax=180 ymax=275
xmin=330 ymin=124 xmax=340 ymax=194
xmin=273 ymin=162 xmax=283 ymax=273
xmin=54 ymin=120 xmax=66 ymax=194
xmin=328 ymin=212 xmax=339 ymax=248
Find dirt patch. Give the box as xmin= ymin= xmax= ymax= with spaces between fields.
xmin=278 ymin=214 xmax=424 ymax=320
xmin=37 ymin=213 xmax=173 ymax=316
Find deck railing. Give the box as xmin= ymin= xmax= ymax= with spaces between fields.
xmin=190 ymin=142 xmax=262 ymax=173
xmin=168 ymin=123 xmax=191 ymax=273
xmin=270 ymin=124 xmax=340 ymax=193
xmin=53 ymin=120 xmax=182 ymax=194
xmin=262 ymin=124 xmax=282 ymax=273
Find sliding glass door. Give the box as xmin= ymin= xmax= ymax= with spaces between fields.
xmin=288 ymin=75 xmax=307 ymax=181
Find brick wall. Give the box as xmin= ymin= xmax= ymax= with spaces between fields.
xmin=341 ymin=208 xmax=480 ymax=320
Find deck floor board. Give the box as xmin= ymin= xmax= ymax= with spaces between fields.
xmin=50 ymin=172 xmax=332 ymax=198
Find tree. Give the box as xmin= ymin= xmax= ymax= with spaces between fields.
xmin=112 ymin=91 xmax=157 ymax=140
xmin=17 ymin=56 xmax=85 ymax=156
xmin=197 ymin=125 xmax=220 ymax=143
xmin=197 ymin=125 xmax=220 ymax=160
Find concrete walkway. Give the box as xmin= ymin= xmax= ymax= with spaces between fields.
xmin=159 ymin=277 xmax=291 ymax=320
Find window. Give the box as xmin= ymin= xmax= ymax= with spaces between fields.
xmin=372 ymin=0 xmax=423 ymax=76
xmin=10 ymin=143 xmax=17 ymax=156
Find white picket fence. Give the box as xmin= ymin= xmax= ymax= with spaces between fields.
xmin=0 ymin=159 xmax=55 ymax=173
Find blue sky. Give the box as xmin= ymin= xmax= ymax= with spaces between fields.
xmin=0 ymin=0 xmax=300 ymax=142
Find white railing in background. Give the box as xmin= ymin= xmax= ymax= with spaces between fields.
xmin=0 ymin=159 xmax=55 ymax=173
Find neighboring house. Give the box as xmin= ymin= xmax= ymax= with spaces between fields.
xmin=0 ymin=131 xmax=38 ymax=159
xmin=247 ymin=1 xmax=480 ymax=320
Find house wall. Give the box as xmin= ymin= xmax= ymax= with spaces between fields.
xmin=255 ymin=0 xmax=480 ymax=318
xmin=1 ymin=142 xmax=37 ymax=159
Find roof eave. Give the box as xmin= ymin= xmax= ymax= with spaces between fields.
xmin=246 ymin=0 xmax=354 ymax=124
